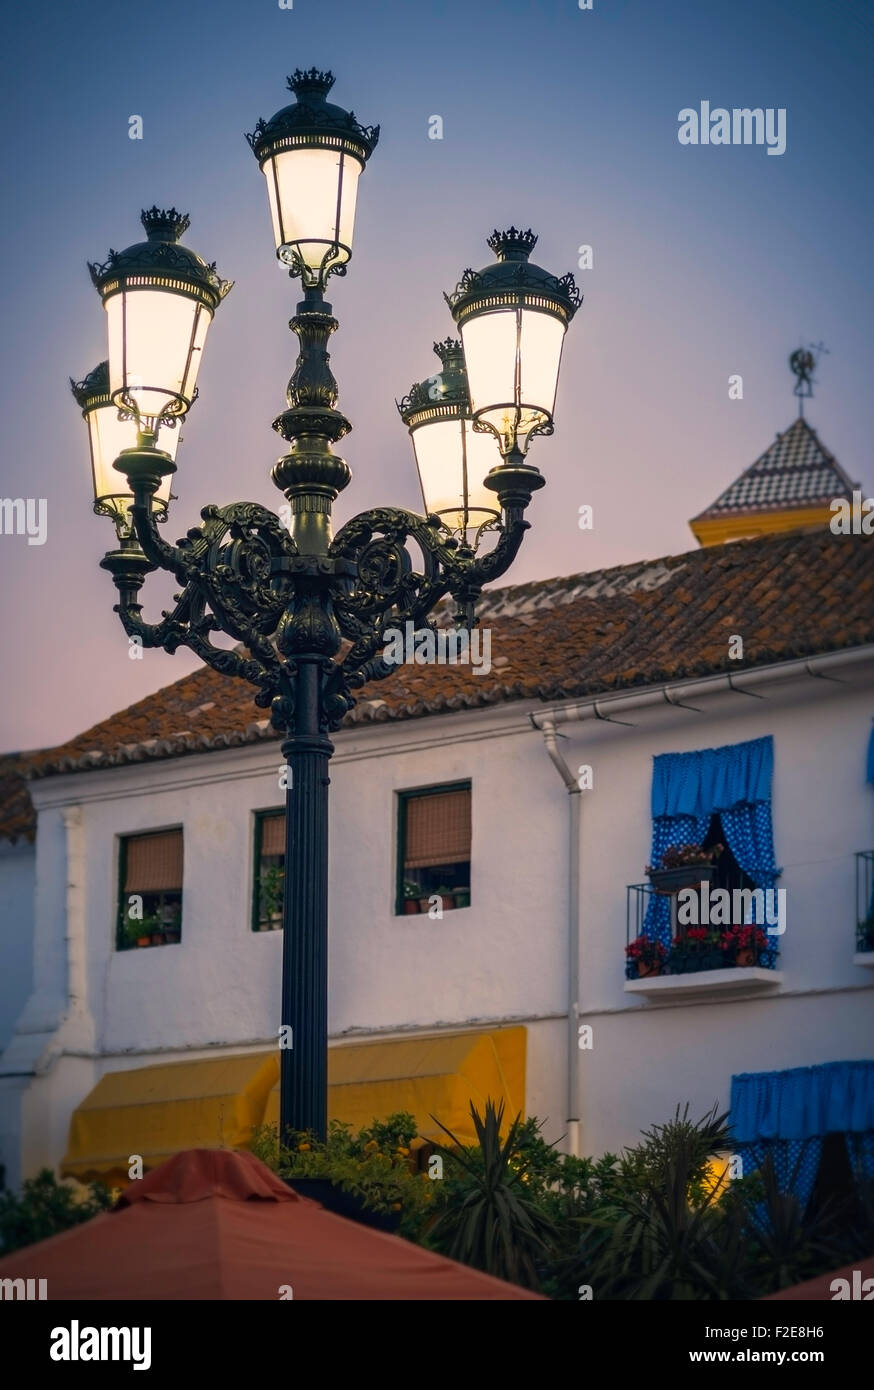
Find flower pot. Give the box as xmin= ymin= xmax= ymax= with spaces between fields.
xmin=637 ymin=960 xmax=662 ymax=978
xmin=454 ymin=890 xmax=471 ymax=909
xmin=403 ymin=900 xmax=420 ymax=915
xmin=135 ymin=936 xmax=151 ymax=948
xmin=163 ymin=929 xmax=181 ymax=944
xmin=419 ymin=897 xmax=434 ymax=913
xmin=647 ymin=864 xmax=715 ymax=894
xmin=440 ymin=894 xmax=455 ymax=912
xmin=734 ymin=947 xmax=755 ymax=967
xmin=150 ymin=931 xmax=164 ymax=946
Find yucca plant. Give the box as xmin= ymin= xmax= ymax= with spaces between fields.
xmin=568 ymin=1104 xmax=751 ymax=1300
xmin=744 ymin=1149 xmax=847 ymax=1293
xmin=426 ymin=1099 xmax=557 ymax=1290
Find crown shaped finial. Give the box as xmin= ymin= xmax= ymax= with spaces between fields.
xmin=487 ymin=227 xmax=538 ymax=262
xmin=433 ymin=337 xmax=464 ymax=370
xmin=287 ymin=68 xmax=335 ymax=100
xmin=141 ymin=206 xmax=190 ymax=243
xmin=70 ymin=360 xmax=109 ymax=408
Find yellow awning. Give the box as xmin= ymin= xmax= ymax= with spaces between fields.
xmin=62 ymin=1053 xmax=279 ymax=1185
xmin=265 ymin=1026 xmax=526 ymax=1143
xmin=61 ymin=1026 xmax=526 ymax=1183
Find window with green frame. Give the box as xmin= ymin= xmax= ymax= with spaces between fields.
xmin=117 ymin=828 xmax=183 ymax=950
xmin=396 ymin=782 xmax=471 ymax=916
xmin=253 ymin=810 xmax=285 ymax=931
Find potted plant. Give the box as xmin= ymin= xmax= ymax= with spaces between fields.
xmin=123 ymin=915 xmax=157 ymax=950
xmin=435 ymin=885 xmax=456 ymax=912
xmin=857 ymin=915 xmax=874 ymax=952
xmin=646 ymin=843 xmax=722 ymax=894
xmin=721 ymin=923 xmax=768 ymax=967
xmin=402 ymin=881 xmax=421 ymax=915
xmin=453 ymin=886 xmax=471 ymax=909
xmin=625 ymin=934 xmax=667 ymax=978
xmin=259 ymin=865 xmax=284 ymax=929
xmin=160 ymin=905 xmax=181 ymax=945
xmin=667 ymin=925 xmax=723 ymax=974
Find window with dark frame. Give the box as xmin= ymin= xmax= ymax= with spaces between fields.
xmin=253 ymin=810 xmax=285 ymax=931
xmin=118 ymin=829 xmax=183 ymax=950
xmin=396 ymin=783 xmax=471 ymax=916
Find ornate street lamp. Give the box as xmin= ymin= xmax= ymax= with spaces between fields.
xmin=398 ymin=338 xmax=501 ymax=544
xmin=446 ymin=227 xmax=581 ymax=498
xmin=247 ymin=67 xmax=378 ymax=288
xmin=88 ymin=206 xmax=232 ymax=436
xmin=70 ymin=361 xmax=176 ymax=540
xmin=82 ymin=69 xmax=579 ymax=1142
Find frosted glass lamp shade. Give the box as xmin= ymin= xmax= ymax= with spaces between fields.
xmin=461 ymin=307 xmax=566 ymax=455
xmin=72 ymin=361 xmax=176 ymax=529
xmin=412 ymin=417 xmax=499 ymax=533
xmin=262 ymin=145 xmax=363 ymax=276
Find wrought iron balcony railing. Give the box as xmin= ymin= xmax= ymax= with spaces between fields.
xmin=855 ymin=850 xmax=874 ymax=953
xmin=626 ymin=879 xmax=780 ymax=981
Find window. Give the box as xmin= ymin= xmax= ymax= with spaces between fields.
xmin=118 ymin=829 xmax=183 ymax=950
xmin=253 ymin=810 xmax=285 ymax=931
xmin=701 ymin=813 xmax=756 ymax=900
xmin=396 ymin=783 xmax=471 ymax=915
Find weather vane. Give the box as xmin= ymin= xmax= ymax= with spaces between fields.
xmin=789 ymin=341 xmax=829 ymax=417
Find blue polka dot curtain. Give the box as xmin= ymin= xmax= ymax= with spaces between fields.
xmin=731 ymin=1062 xmax=874 ymax=1210
xmin=644 ymin=736 xmax=780 ymax=955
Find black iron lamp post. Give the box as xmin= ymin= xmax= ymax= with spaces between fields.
xmin=77 ymin=68 xmax=581 ymax=1142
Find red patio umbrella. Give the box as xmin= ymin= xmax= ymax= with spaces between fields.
xmin=765 ymin=1255 xmax=874 ymax=1301
xmin=0 ymin=1149 xmax=542 ymax=1300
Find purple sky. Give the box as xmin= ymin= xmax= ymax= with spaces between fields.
xmin=1 ymin=0 xmax=872 ymax=752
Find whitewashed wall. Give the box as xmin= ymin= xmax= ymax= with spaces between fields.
xmin=0 ymin=841 xmax=35 ymax=1054
xmin=2 ymin=655 xmax=873 ymax=1181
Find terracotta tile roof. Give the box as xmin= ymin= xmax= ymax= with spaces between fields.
xmin=3 ymin=528 xmax=873 ymax=842
xmin=692 ymin=416 xmax=858 ymax=519
xmin=0 ymin=754 xmax=37 ymax=845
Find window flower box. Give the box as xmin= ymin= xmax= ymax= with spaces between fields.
xmin=647 ymin=863 xmax=716 ymax=894
xmin=666 ymin=945 xmax=724 ymax=974
xmin=646 ymin=843 xmax=722 ymax=895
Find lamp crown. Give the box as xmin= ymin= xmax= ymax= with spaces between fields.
xmin=488 ymin=227 xmax=538 ymax=262
xmin=287 ymin=67 xmax=335 ymax=101
xmin=433 ymin=337 xmax=464 ymax=370
xmin=70 ymin=360 xmax=109 ymax=409
xmin=141 ymin=206 xmax=191 ymax=243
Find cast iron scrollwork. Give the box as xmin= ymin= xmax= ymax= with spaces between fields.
xmin=106 ymin=487 xmax=529 ymax=736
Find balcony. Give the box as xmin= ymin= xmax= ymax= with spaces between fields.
xmin=625 ymin=881 xmax=782 ymax=1000
xmin=854 ymin=850 xmax=874 ymax=967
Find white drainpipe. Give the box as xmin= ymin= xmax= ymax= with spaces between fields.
xmin=539 ymin=721 xmax=582 ymax=1157
xmin=533 ymin=643 xmax=874 ymax=1160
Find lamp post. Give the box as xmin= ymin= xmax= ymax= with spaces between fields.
xmin=77 ymin=67 xmax=581 ymax=1142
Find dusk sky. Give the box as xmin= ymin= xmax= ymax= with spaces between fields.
xmin=1 ymin=0 xmax=872 ymax=751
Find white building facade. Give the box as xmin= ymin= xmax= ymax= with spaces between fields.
xmin=1 ymin=612 xmax=872 ymax=1189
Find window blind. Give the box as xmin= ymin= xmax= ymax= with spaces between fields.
xmin=404 ymin=789 xmax=471 ymax=869
xmin=260 ymin=813 xmax=285 ymax=857
xmin=124 ymin=830 xmax=183 ymax=894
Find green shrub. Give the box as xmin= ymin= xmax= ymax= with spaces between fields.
xmin=0 ymin=1170 xmax=113 ymax=1255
